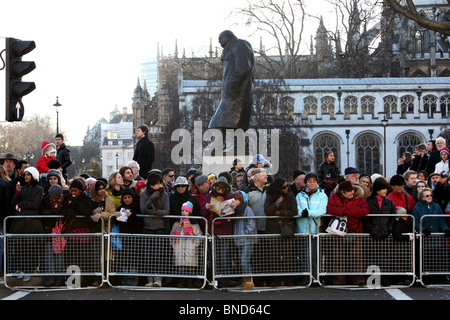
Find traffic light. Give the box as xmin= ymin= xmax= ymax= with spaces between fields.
xmin=5 ymin=37 xmax=36 ymax=121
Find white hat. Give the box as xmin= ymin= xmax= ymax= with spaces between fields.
xmin=24 ymin=166 xmax=39 ymax=182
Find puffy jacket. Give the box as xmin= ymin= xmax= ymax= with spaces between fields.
xmin=296 ymin=188 xmax=328 ymax=234
xmin=264 ymin=191 xmax=297 ymax=234
xmin=326 ymin=186 xmax=370 ymax=233
xmin=364 ymin=196 xmax=396 ymax=240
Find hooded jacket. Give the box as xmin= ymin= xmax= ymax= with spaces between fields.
xmin=296 ymin=188 xmax=328 ymax=234
xmin=36 ymin=141 xmax=57 ymax=174
xmin=326 ymin=185 xmax=370 ymax=233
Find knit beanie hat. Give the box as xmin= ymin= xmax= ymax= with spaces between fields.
xmin=395 ymin=206 xmax=407 ymax=215
xmin=48 ymin=184 xmax=63 ymax=197
xmin=70 ymin=178 xmax=84 ymax=191
xmin=24 ymin=166 xmax=39 ymax=182
xmin=372 ymin=178 xmax=388 ymax=194
xmin=440 ymin=147 xmax=449 ymax=155
xmin=292 ymin=169 xmax=306 ymax=180
xmin=390 ymin=174 xmax=405 ymax=186
xmin=304 ymin=172 xmax=318 ymax=184
xmin=181 ymin=201 xmax=193 ymax=214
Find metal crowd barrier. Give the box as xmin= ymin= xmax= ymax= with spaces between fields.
xmin=317 ymin=214 xmax=416 ymax=289
xmin=3 ymin=215 xmax=104 ymax=291
xmin=2 ymin=213 xmax=450 ymax=292
xmin=419 ymin=214 xmax=450 ymax=288
xmin=211 ymin=215 xmax=312 ymax=291
xmin=106 ymin=215 xmax=209 ymax=290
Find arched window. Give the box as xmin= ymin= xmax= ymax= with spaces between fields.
xmin=361 ymin=96 xmax=375 ymax=118
xmin=400 ymin=95 xmax=415 ymax=117
xmin=321 ymin=96 xmax=335 ymax=118
xmin=355 ymin=133 xmax=381 ymax=175
xmin=440 ymin=95 xmax=450 ymax=118
xmin=262 ymin=96 xmax=278 ymax=115
xmin=313 ymin=133 xmax=340 ymax=172
xmin=397 ymin=132 xmax=424 ymax=160
xmin=304 ymin=96 xmax=318 ymax=117
xmin=415 ymin=30 xmax=422 ymax=56
xmin=423 ymin=95 xmax=437 ymax=117
xmin=344 ymin=95 xmax=358 ymax=119
xmin=280 ymin=96 xmax=295 ymax=119
xmin=383 ymin=95 xmax=398 ymax=117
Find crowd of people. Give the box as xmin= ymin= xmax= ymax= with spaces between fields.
xmin=0 ymin=133 xmax=449 ymax=289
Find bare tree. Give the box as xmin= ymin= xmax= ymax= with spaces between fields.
xmin=384 ymin=0 xmax=450 ymax=36
xmin=319 ymin=0 xmax=391 ymax=78
xmin=0 ymin=114 xmax=58 ymax=166
xmin=233 ymin=0 xmax=309 ymax=78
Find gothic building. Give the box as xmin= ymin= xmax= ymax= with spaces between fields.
xmin=131 ymin=0 xmax=450 ymax=176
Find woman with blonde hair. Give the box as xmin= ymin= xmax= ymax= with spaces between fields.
xmin=105 ymin=171 xmax=124 ymax=210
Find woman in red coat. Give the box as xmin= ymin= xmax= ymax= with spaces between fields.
xmin=326 ymin=181 xmax=370 ymax=286
xmin=327 ymin=181 xmax=370 ymax=233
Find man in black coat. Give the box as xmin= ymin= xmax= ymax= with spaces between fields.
xmin=55 ymin=134 xmax=72 ymax=181
xmin=133 ymin=125 xmax=155 ymax=179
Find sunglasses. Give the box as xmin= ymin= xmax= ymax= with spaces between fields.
xmin=423 ymin=194 xmax=432 ymax=198
xmin=281 ymin=185 xmax=288 ymax=189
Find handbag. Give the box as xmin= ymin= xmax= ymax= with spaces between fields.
xmin=326 ymin=216 xmax=348 ymax=236
xmin=279 ymin=221 xmax=295 ymax=238
xmin=52 ymin=218 xmax=66 ymax=254
xmin=111 ymin=223 xmax=122 ymax=250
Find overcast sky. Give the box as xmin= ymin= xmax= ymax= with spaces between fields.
xmin=0 ymin=0 xmax=327 ymax=145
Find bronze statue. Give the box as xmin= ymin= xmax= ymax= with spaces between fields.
xmin=208 ymin=30 xmax=255 ymax=131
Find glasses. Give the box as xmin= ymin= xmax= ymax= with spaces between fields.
xmin=281 ymin=185 xmax=288 ymax=189
xmin=168 ymin=175 xmax=175 ymax=177
xmin=176 ymin=185 xmax=187 ymax=188
xmin=423 ymin=194 xmax=432 ymax=198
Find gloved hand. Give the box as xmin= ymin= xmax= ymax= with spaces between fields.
xmin=146 ymin=204 xmax=156 ymax=215
xmin=422 ymin=229 xmax=431 ymax=237
xmin=301 ymin=208 xmax=309 ymax=218
xmin=444 ymin=229 xmax=450 ymax=238
xmin=91 ymin=212 xmax=102 ymax=222
xmin=149 ymin=191 xmax=160 ymax=200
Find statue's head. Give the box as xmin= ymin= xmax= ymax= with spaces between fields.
xmin=219 ymin=30 xmax=237 ymax=48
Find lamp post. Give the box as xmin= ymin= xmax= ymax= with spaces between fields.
xmin=53 ymin=97 xmax=62 ymax=134
xmin=416 ymin=86 xmax=422 ymax=113
xmin=381 ymin=115 xmax=389 ymax=177
xmin=345 ymin=129 xmax=350 ymax=168
xmin=337 ymin=87 xmax=343 ymax=114
xmin=428 ymin=129 xmax=434 ymax=140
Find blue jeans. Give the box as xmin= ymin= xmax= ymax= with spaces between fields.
xmin=238 ymin=244 xmax=253 ymax=274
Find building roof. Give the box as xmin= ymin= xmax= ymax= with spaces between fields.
xmin=182 ymin=77 xmax=450 ymax=88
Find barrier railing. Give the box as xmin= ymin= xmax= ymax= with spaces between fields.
xmin=211 ymin=215 xmax=312 ymax=291
xmin=106 ymin=215 xmax=209 ymax=290
xmin=317 ymin=214 xmax=416 ymax=289
xmin=2 ymin=212 xmax=450 ymax=291
xmin=419 ymin=214 xmax=450 ymax=288
xmin=3 ymin=215 xmax=104 ymax=291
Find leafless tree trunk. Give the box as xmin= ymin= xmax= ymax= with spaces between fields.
xmin=384 ymin=0 xmax=450 ymax=36
xmin=233 ymin=0 xmax=308 ymax=78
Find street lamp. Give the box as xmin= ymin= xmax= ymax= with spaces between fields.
xmin=53 ymin=96 xmax=62 ymax=134
xmin=345 ymin=129 xmax=350 ymax=168
xmin=381 ymin=115 xmax=389 ymax=177
xmin=428 ymin=129 xmax=434 ymax=140
xmin=337 ymin=87 xmax=343 ymax=114
xmin=416 ymin=86 xmax=422 ymax=113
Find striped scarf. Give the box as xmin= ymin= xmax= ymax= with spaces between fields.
xmin=173 ymin=218 xmax=195 ymax=244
